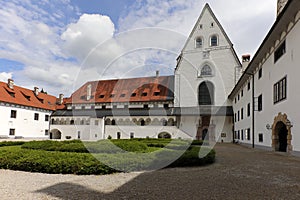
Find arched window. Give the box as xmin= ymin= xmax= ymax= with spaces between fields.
xmin=199 ymin=81 xmax=214 ymax=105
xmin=195 ymin=37 xmax=203 ymax=48
xmin=210 ymin=35 xmax=218 ymax=46
xmin=201 ymin=65 xmax=212 ymax=76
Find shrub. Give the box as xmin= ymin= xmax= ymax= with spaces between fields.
xmin=0 ymin=141 xmax=25 ymax=147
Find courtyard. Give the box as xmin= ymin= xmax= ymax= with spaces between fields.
xmin=1 ymin=143 xmax=300 ymax=199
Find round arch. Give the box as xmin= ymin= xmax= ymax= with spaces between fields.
xmin=158 ymin=132 xmax=172 ymax=139
xmin=272 ymin=113 xmax=293 ymax=152
xmin=50 ymin=129 xmax=62 ymax=140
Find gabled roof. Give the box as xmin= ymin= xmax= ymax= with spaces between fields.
xmin=66 ymin=75 xmax=174 ymax=105
xmin=176 ymin=3 xmax=241 ymax=70
xmin=0 ymin=81 xmax=58 ymax=111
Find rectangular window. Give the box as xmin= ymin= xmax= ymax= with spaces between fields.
xmin=248 ymin=82 xmax=251 ymax=91
xmin=10 ymin=110 xmax=17 ymax=118
xmin=45 ymin=130 xmax=49 ymax=136
xmin=258 ymin=94 xmax=263 ymax=111
xmin=117 ymin=132 xmax=121 ymax=139
xmin=78 ymin=131 xmax=81 ymax=139
xmin=246 ymin=128 xmax=251 ymax=140
xmin=274 ymin=40 xmax=286 ymax=63
xmin=238 ymin=111 xmax=240 ymax=121
xmin=130 ymin=132 xmax=134 ymax=139
xmin=235 ymin=98 xmax=237 ymax=104
xmin=9 ymin=128 xmax=15 ymax=136
xmin=34 ymin=113 xmax=39 ymax=121
xmin=144 ymin=104 xmax=149 ymax=109
xmin=234 ymin=113 xmax=237 ymax=123
xmin=258 ymin=68 xmax=262 ymax=79
xmin=241 ymin=108 xmax=244 ymax=120
xmin=238 ymin=130 xmax=240 ymax=140
xmin=238 ymin=94 xmax=240 ymax=101
xmin=45 ymin=115 xmax=49 ymax=122
xmin=247 ymin=103 xmax=251 ymax=117
xmin=164 ymin=104 xmax=169 ymax=108
xmin=274 ymin=77 xmax=287 ymax=104
xmin=95 ymin=120 xmax=99 ymax=126
xmin=259 ymin=133 xmax=263 ymax=142
xmin=241 ymin=89 xmax=243 ymax=97
xmin=241 ymin=129 xmax=244 ymax=140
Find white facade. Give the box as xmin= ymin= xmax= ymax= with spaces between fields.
xmin=230 ymin=0 xmax=300 ymax=154
xmin=0 ymin=103 xmax=52 ymax=139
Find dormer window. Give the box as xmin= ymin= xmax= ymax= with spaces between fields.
xmin=110 ymin=94 xmax=115 ymax=98
xmin=131 ymin=93 xmax=137 ymax=97
xmin=195 ymin=37 xmax=203 ymax=48
xmin=142 ymin=92 xmax=148 ymax=97
xmin=210 ymin=35 xmax=218 ymax=46
xmin=99 ymin=95 xmax=105 ymax=98
xmin=120 ymin=94 xmax=126 ymax=98
xmin=154 ymin=92 xmax=160 ymax=96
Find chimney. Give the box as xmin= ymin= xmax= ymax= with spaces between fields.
xmin=242 ymin=54 xmax=251 ymax=73
xmin=87 ymin=84 xmax=92 ymax=101
xmin=156 ymin=70 xmax=160 ymax=78
xmin=7 ymin=79 xmax=14 ymax=89
xmin=34 ymin=87 xmax=39 ymax=96
xmin=58 ymin=94 xmax=64 ymax=105
xmin=277 ymin=0 xmax=288 ymax=17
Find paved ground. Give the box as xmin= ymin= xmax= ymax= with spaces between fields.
xmin=1 ymin=143 xmax=300 ymax=199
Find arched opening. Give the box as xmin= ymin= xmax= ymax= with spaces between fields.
xmin=158 ymin=132 xmax=172 ymax=139
xmin=199 ymin=81 xmax=214 ymax=105
xmin=201 ymin=65 xmax=212 ymax=76
xmin=50 ymin=129 xmax=62 ymax=140
xmin=274 ymin=121 xmax=288 ymax=152
xmin=111 ymin=119 xmax=116 ymax=126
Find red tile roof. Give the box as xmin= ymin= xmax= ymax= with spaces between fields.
xmin=66 ymin=76 xmax=174 ymax=104
xmin=0 ymin=81 xmax=58 ymax=111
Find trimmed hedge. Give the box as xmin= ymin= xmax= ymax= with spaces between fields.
xmin=0 ymin=139 xmax=216 ymax=174
xmin=0 ymin=141 xmax=25 ymax=147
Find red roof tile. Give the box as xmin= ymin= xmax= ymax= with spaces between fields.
xmin=0 ymin=81 xmax=58 ymax=111
xmin=65 ymin=76 xmax=174 ymax=104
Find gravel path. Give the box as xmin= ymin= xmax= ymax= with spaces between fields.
xmin=1 ymin=143 xmax=300 ymax=199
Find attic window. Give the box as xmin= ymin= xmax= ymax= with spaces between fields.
xmin=99 ymin=95 xmax=105 ymax=98
xmin=210 ymin=35 xmax=218 ymax=46
xmin=199 ymin=24 xmax=203 ymax=29
xmin=274 ymin=40 xmax=286 ymax=63
xmin=21 ymin=92 xmax=31 ymax=101
xmin=142 ymin=92 xmax=148 ymax=97
xmin=120 ymin=94 xmax=126 ymax=98
xmin=5 ymin=89 xmax=15 ymax=98
xmin=210 ymin=22 xmax=214 ymax=28
xmin=131 ymin=93 xmax=137 ymax=97
xmin=110 ymin=94 xmax=115 ymax=98
xmin=37 ymin=97 xmax=44 ymax=104
xmin=154 ymin=92 xmax=160 ymax=96
xmin=195 ymin=37 xmax=203 ymax=48
xmin=80 ymin=95 xmax=85 ymax=100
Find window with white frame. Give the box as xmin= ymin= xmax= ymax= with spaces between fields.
xmin=210 ymin=35 xmax=218 ymax=46
xmin=274 ymin=76 xmax=287 ymax=104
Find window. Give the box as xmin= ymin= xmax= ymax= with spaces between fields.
xmin=144 ymin=104 xmax=149 ymax=109
xmin=70 ymin=120 xmax=75 ymax=125
xmin=142 ymin=92 xmax=147 ymax=97
xmin=258 ymin=68 xmax=262 ymax=79
xmin=102 ymin=105 xmax=106 ymax=109
xmin=200 ymin=65 xmax=212 ymax=76
xmin=141 ymin=120 xmax=145 ymax=126
xmin=238 ymin=94 xmax=240 ymax=101
xmin=247 ymin=103 xmax=251 ymax=117
xmin=199 ymin=24 xmax=203 ymax=29
xmin=241 ymin=89 xmax=243 ymax=97
xmin=99 ymin=95 xmax=105 ymax=98
xmin=259 ymin=133 xmax=263 ymax=142
xmin=113 ymin=105 xmax=117 ymax=109
xmin=80 ymin=120 xmax=84 ymax=125
xmin=195 ymin=37 xmax=203 ymax=48
xmin=274 ymin=40 xmax=286 ymax=63
xmin=81 ymin=106 xmax=85 ymax=110
xmin=258 ymin=94 xmax=263 ymax=111
xmin=241 ymin=130 xmax=244 ymax=140
xmin=235 ymin=98 xmax=237 ymax=104
xmin=164 ymin=104 xmax=169 ymax=108
xmin=154 ymin=92 xmax=160 ymax=96
xmin=199 ymin=81 xmax=214 ymax=105
xmin=238 ymin=111 xmax=240 ymax=121
xmin=45 ymin=115 xmax=49 ymax=122
xmin=241 ymin=108 xmax=244 ymax=120
xmin=95 ymin=120 xmax=99 ymax=126
xmin=78 ymin=131 xmax=81 ymax=139
xmin=111 ymin=119 xmax=116 ymax=126
xmin=131 ymin=93 xmax=137 ymax=97
xmin=210 ymin=22 xmax=214 ymax=27
xmin=130 ymin=132 xmax=134 ymax=139
xmin=238 ymin=130 xmax=240 ymax=140
xmin=45 ymin=130 xmax=49 ymax=136
xmin=10 ymin=110 xmax=17 ymax=118
xmin=210 ymin=35 xmax=218 ymax=46
xmin=34 ymin=113 xmax=39 ymax=121
xmin=248 ymin=82 xmax=251 ymax=91
xmin=110 ymin=94 xmax=115 ymax=98
xmin=120 ymin=94 xmax=126 ymax=98
xmin=274 ymin=77 xmax=287 ymax=104
xmin=117 ymin=132 xmax=121 ymax=139
xmin=245 ymin=128 xmax=251 ymax=140
xmin=9 ymin=128 xmax=15 ymax=136
xmin=234 ymin=113 xmax=237 ymax=123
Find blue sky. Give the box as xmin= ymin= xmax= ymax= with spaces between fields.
xmin=0 ymin=0 xmax=277 ymax=96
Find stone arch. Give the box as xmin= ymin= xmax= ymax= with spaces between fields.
xmin=158 ymin=132 xmax=172 ymax=139
xmin=105 ymin=118 xmax=111 ymax=125
xmin=167 ymin=118 xmax=175 ymax=126
xmin=152 ymin=118 xmax=160 ymax=125
xmin=50 ymin=129 xmax=62 ymax=139
xmin=272 ymin=113 xmax=293 ymax=152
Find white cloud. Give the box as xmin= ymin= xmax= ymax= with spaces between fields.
xmin=0 ymin=72 xmax=12 ymax=82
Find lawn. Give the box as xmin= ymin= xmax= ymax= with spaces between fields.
xmin=0 ymin=139 xmax=215 ymax=175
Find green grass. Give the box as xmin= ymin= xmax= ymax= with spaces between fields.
xmin=0 ymin=139 xmax=215 ymax=175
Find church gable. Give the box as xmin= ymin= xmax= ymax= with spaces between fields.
xmin=181 ymin=3 xmax=233 ymax=54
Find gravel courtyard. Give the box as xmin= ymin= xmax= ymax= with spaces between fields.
xmin=1 ymin=143 xmax=300 ymax=199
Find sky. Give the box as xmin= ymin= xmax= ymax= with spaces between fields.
xmin=0 ymin=0 xmax=277 ymax=96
